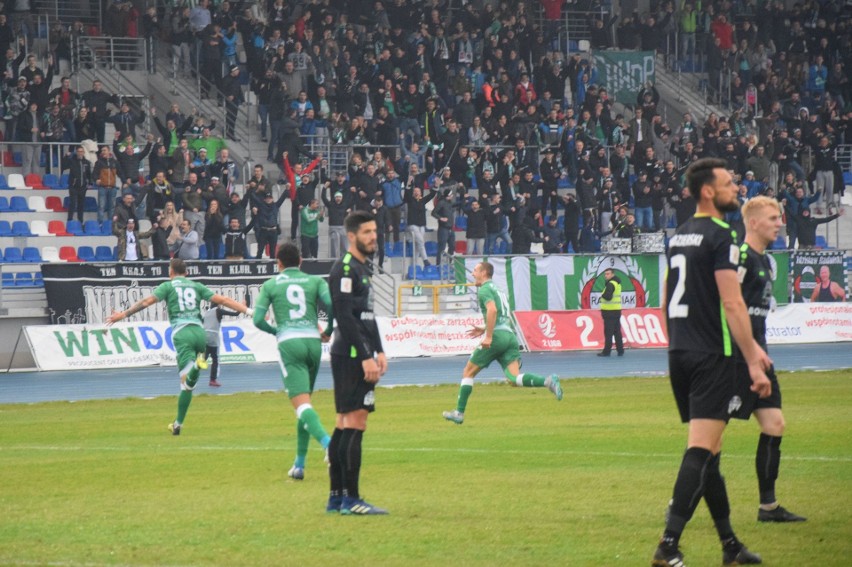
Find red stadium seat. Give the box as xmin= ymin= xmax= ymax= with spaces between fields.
xmin=49 ymin=220 xmax=71 ymax=236
xmin=24 ymin=173 xmax=47 ymax=189
xmin=58 ymin=246 xmax=81 ymax=262
xmin=46 ymin=196 xmax=66 ymax=212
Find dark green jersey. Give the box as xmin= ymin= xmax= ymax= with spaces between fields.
xmin=737 ymin=243 xmax=774 ymax=350
xmin=478 ymin=280 xmax=513 ymax=333
xmin=255 ymin=267 xmax=332 ymax=340
xmin=666 ymin=215 xmax=739 ymax=355
xmin=152 ymin=277 xmax=215 ymax=332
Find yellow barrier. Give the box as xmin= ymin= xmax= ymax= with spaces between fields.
xmin=397 ymin=283 xmax=475 ymax=316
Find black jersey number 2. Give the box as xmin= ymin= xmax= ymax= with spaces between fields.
xmin=668 ymin=254 xmax=689 ymax=319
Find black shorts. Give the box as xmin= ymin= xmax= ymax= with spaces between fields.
xmin=331 ymin=354 xmax=376 ymax=414
xmin=668 ymin=350 xmax=738 ymax=423
xmin=731 ymin=363 xmax=782 ymax=420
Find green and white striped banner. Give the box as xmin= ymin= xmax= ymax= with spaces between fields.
xmin=454 ymin=255 xmax=666 ymax=311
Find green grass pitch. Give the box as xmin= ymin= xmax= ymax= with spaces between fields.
xmin=1 ymin=371 xmax=850 ymax=566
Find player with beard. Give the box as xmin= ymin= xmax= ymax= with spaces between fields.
xmin=732 ymin=197 xmax=806 ymax=523
xmin=326 ymin=211 xmax=389 ymax=515
xmin=653 ymin=158 xmax=772 ymax=566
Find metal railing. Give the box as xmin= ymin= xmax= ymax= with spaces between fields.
xmin=396 ymin=282 xmax=476 ymax=317
xmin=32 ymin=0 xmax=101 ymax=32
xmin=0 ymin=141 xmax=75 ymax=175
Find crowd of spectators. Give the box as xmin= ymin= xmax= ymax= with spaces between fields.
xmin=0 ymin=0 xmax=848 ymax=263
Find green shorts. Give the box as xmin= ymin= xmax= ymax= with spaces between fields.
xmin=468 ymin=330 xmax=521 ymax=371
xmin=277 ymin=338 xmax=322 ymax=398
xmin=174 ymin=325 xmax=207 ymax=377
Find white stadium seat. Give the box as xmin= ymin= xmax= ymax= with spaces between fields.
xmin=30 ymin=220 xmax=52 ymax=236
xmin=8 ymin=173 xmax=31 ymax=189
xmin=42 ymin=246 xmax=60 ymax=262
xmin=28 ymin=195 xmax=49 ymax=212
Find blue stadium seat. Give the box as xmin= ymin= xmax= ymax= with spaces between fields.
xmin=3 ymin=247 xmax=23 ymax=262
xmin=425 ymin=241 xmax=438 ymax=256
xmin=0 ymin=196 xmax=9 ymax=211
xmin=771 ymin=236 xmax=786 ymax=250
xmin=198 ymin=244 xmax=207 ymax=258
xmin=66 ymin=220 xmax=84 ymax=236
xmin=0 ymin=174 xmax=9 ymax=189
xmin=454 ymin=216 xmax=467 ymax=230
xmin=10 ymin=196 xmax=33 ymax=212
xmin=95 ymin=246 xmax=114 ymax=261
xmin=22 ymin=247 xmax=42 ymax=262
xmin=11 ymin=221 xmax=33 ymax=236
xmin=0 ymin=220 xmax=11 ymax=236
xmin=1 ymin=273 xmax=13 ymax=286
xmin=33 ymin=272 xmax=44 ymax=287
xmin=77 ymin=246 xmax=96 ymax=262
xmin=406 ymin=265 xmax=424 ymax=280
xmin=422 ymin=265 xmax=440 ymax=280
xmin=815 ymin=236 xmax=828 ymax=249
xmin=83 ymin=220 xmax=101 ymax=235
xmin=101 ymin=220 xmax=113 ymax=235
xmin=42 ymin=173 xmax=60 ymax=189
xmin=385 ymin=241 xmax=403 ymax=257
xmin=84 ymin=196 xmax=98 ymax=212
xmin=14 ymin=272 xmax=34 ymax=287
xmin=58 ymin=173 xmax=70 ymax=189
xmin=843 ymin=171 xmax=852 ymax=186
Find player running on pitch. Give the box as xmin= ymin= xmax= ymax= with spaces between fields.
xmin=443 ymin=261 xmax=562 ymax=425
xmin=252 ymin=242 xmax=334 ymax=481
xmin=106 ymin=258 xmax=252 ymax=435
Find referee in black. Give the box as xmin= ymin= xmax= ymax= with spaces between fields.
xmin=326 ymin=210 xmax=389 ymax=516
xmin=653 ymin=158 xmax=772 ymax=567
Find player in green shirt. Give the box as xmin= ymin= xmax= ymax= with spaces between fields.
xmin=443 ymin=261 xmax=563 ymax=424
xmin=253 ymin=242 xmax=334 ymax=480
xmin=107 ymin=258 xmax=252 ymax=435
xmin=299 ymin=198 xmax=324 ymax=259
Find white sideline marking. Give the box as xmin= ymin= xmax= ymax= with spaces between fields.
xmin=3 ymin=444 xmax=851 ymax=463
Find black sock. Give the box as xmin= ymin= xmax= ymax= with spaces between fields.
xmin=663 ymin=447 xmax=713 ymax=545
xmin=344 ymin=428 xmax=363 ymax=500
xmin=337 ymin=428 xmax=354 ymax=498
xmin=756 ymin=433 xmax=781 ymax=505
xmin=703 ymin=452 xmax=734 ymax=541
xmin=328 ymin=428 xmax=344 ymax=497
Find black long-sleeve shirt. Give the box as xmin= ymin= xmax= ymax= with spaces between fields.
xmin=328 ymin=252 xmax=383 ymax=361
xmin=404 ymin=188 xmax=436 ymax=227
xmin=250 ymin=191 xmax=288 ymax=229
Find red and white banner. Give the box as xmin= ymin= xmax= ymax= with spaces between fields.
xmin=515 ymin=309 xmax=669 ymax=351
xmin=516 ymin=303 xmax=852 ymax=352
xmin=377 ymin=314 xmax=484 ymax=358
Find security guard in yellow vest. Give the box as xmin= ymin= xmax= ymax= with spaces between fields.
xmin=598 ymin=268 xmax=624 ymax=357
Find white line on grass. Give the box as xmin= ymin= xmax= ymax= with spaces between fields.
xmin=3 ymin=444 xmax=851 ymax=463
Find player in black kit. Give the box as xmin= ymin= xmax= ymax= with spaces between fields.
xmin=733 ymin=196 xmax=806 ymax=523
xmin=653 ymin=158 xmax=772 ymax=567
xmin=326 ymin=210 xmax=389 ymax=515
